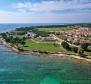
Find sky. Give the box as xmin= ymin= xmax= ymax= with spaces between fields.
xmin=0 ymin=0 xmax=91 ymax=23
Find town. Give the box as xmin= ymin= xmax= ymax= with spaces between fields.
xmin=65 ymin=27 xmax=91 ymax=45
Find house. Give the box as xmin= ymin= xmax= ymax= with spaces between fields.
xmin=25 ymin=32 xmax=36 ymax=39
xmin=66 ymin=27 xmax=91 ymax=44
xmin=37 ymin=34 xmax=57 ymax=42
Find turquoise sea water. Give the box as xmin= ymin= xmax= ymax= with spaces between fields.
xmin=0 ymin=45 xmax=91 ymax=84
xmin=0 ymin=23 xmax=91 ymax=84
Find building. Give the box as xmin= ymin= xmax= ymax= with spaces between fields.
xmin=66 ymin=27 xmax=91 ymax=44
xmin=25 ymin=32 xmax=36 ymax=39
xmin=37 ymin=34 xmax=57 ymax=42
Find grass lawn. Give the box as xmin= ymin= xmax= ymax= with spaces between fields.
xmin=84 ymin=51 xmax=91 ymax=56
xmin=38 ymin=27 xmax=72 ymax=32
xmin=38 ymin=28 xmax=63 ymax=32
xmin=84 ymin=46 xmax=91 ymax=56
xmin=23 ymin=39 xmax=66 ymax=53
xmin=88 ymin=46 xmax=91 ymax=50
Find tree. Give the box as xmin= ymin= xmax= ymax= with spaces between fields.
xmin=78 ymin=48 xmax=84 ymax=57
xmin=20 ymin=39 xmax=26 ymax=46
xmin=1 ymin=33 xmax=7 ymax=39
xmin=53 ymin=43 xmax=59 ymax=47
xmin=11 ymin=37 xmax=21 ymax=47
xmin=71 ymin=46 xmax=78 ymax=53
xmin=81 ymin=43 xmax=88 ymax=51
xmin=61 ymin=41 xmax=70 ymax=50
xmin=22 ymin=37 xmax=26 ymax=41
xmin=5 ymin=37 xmax=11 ymax=42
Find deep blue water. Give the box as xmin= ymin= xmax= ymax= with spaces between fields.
xmin=0 ymin=23 xmax=91 ymax=84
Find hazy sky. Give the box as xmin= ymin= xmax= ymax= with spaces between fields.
xmin=0 ymin=0 xmax=91 ymax=23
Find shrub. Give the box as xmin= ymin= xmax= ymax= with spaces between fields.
xmin=71 ymin=46 xmax=78 ymax=53
xmin=61 ymin=41 xmax=71 ymax=50
xmin=81 ymin=43 xmax=89 ymax=51
xmin=78 ymin=48 xmax=84 ymax=55
xmin=53 ymin=43 xmax=59 ymax=47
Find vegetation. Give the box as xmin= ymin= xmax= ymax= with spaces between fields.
xmin=71 ymin=46 xmax=78 ymax=53
xmin=23 ymin=39 xmax=65 ymax=53
xmin=78 ymin=48 xmax=84 ymax=57
xmin=15 ymin=24 xmax=73 ymax=31
xmin=1 ymin=24 xmax=91 ymax=57
xmin=61 ymin=41 xmax=71 ymax=50
xmin=81 ymin=43 xmax=89 ymax=51
xmin=1 ymin=32 xmax=26 ymax=48
xmin=59 ymin=35 xmax=67 ymax=41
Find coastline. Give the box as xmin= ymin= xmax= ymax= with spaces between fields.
xmin=0 ymin=38 xmax=91 ymax=63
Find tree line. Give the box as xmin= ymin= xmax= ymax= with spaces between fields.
xmin=61 ymin=41 xmax=90 ymax=57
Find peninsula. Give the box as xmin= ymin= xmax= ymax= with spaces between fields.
xmin=0 ymin=23 xmax=91 ymax=61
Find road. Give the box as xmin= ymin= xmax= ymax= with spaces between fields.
xmin=52 ymin=34 xmax=79 ymax=47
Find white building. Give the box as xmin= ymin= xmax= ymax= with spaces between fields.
xmin=25 ymin=32 xmax=36 ymax=38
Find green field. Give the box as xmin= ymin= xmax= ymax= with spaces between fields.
xmin=84 ymin=46 xmax=91 ymax=56
xmin=23 ymin=39 xmax=66 ymax=53
xmin=38 ymin=27 xmax=71 ymax=32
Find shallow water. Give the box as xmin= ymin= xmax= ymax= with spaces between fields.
xmin=0 ymin=45 xmax=91 ymax=84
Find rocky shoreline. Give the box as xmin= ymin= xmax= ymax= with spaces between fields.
xmin=0 ymin=38 xmax=91 ymax=63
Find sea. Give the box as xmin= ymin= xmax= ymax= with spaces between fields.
xmin=0 ymin=23 xmax=91 ymax=84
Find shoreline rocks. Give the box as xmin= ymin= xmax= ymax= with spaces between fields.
xmin=1 ymin=37 xmax=91 ymax=63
